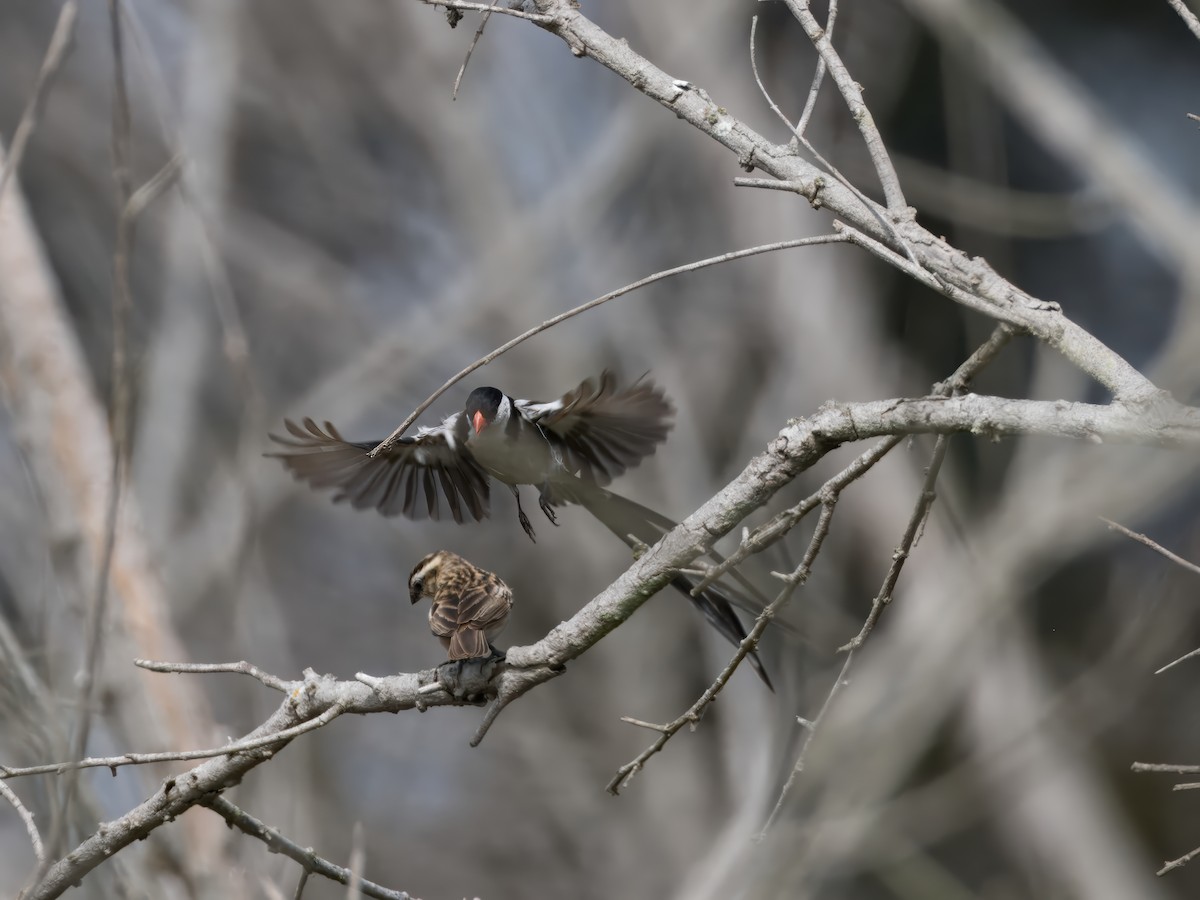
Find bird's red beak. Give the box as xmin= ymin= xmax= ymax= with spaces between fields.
xmin=472 ymin=411 xmax=487 ymax=434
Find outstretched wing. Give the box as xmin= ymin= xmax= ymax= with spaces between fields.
xmin=267 ymin=416 xmax=491 ymax=523
xmin=517 ymin=371 xmax=674 ymax=485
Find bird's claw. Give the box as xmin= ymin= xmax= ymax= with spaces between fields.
xmin=517 ymin=508 xmax=537 ymax=541
xmin=435 ymin=658 xmax=496 ymax=704
xmin=538 ymin=494 xmax=559 ymax=526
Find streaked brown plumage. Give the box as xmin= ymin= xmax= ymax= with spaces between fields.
xmin=408 ymin=550 xmax=514 ymax=660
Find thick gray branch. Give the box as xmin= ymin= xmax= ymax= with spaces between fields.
xmin=512 ymin=0 xmax=1158 ymax=403
xmin=25 ymin=390 xmax=1199 ymax=897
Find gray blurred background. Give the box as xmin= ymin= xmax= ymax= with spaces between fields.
xmin=2 ymin=0 xmax=1200 ymax=897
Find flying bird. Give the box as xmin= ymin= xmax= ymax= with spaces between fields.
xmin=269 ymin=371 xmax=773 ymax=689
xmin=408 ymin=550 xmax=513 ymax=660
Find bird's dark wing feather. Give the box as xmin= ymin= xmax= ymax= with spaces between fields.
xmin=518 ymin=371 xmax=673 ymax=486
xmin=267 ymin=416 xmax=491 ymax=523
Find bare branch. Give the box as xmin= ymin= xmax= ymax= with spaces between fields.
xmin=56 ymin=6 xmax=171 ymax=858
xmin=1158 ymin=844 xmax=1200 ymax=876
xmin=452 ymin=0 xmax=1161 ymax=403
xmin=451 ymin=0 xmax=499 ymax=100
xmin=748 ymin=17 xmax=921 ymax=271
xmin=0 ymin=1 xmax=78 ymax=202
xmin=1167 ymin=0 xmax=1200 ymax=45
xmin=764 ymin=425 xmax=955 ymax=828
xmin=782 ymin=0 xmax=907 ymax=209
xmin=1156 ymin=648 xmax=1200 ymax=676
xmin=840 ymin=431 xmax=953 ymax=651
xmin=134 ymin=658 xmax=291 ymax=691
xmin=0 ymin=780 xmax=45 ymax=865
xmin=202 ymin=795 xmax=416 ymax=900
xmin=418 ymin=0 xmax=553 ymax=24
xmin=24 ymin=374 xmax=1200 ymax=895
xmin=370 ymin=233 xmax=849 ymax=455
xmin=1101 ymin=517 xmax=1200 ymax=578
xmin=40 ymin=376 xmax=1179 ymax=892
xmin=346 ymin=822 xmax=365 ymax=900
xmin=795 ymin=0 xmax=838 ymax=137
xmin=1 ymin=705 xmax=345 ymax=780
xmin=694 ymin=324 xmax=1016 ymax=594
xmin=1131 ymin=763 xmax=1200 ymax=774
xmin=609 ymin=499 xmax=837 ymax=795
xmin=759 ymin=652 xmax=854 ymax=837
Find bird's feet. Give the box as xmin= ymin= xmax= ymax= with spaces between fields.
xmin=538 ymin=492 xmax=559 ymax=526
xmin=435 ymin=657 xmax=500 ymax=703
xmin=517 ymin=507 xmax=536 ymax=541
xmin=511 ymin=487 xmax=538 ymax=541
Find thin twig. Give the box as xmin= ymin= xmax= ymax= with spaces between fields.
xmin=57 ymin=0 xmax=135 ymax=859
xmin=451 ymin=0 xmax=499 ymax=100
xmin=122 ymin=154 xmax=183 ymax=222
xmin=134 ymin=658 xmax=291 ymax=691
xmin=0 ymin=779 xmax=45 ymax=864
xmin=608 ymin=502 xmax=837 ymax=795
xmin=760 ymin=426 xmax=947 ymax=821
xmin=691 ymin=438 xmax=897 ymax=595
xmin=0 ymin=1 xmax=78 ymax=203
xmin=1100 ymin=517 xmax=1200 ymax=578
xmin=794 ymin=0 xmax=837 ymax=137
xmin=1131 ymin=762 xmax=1200 ymax=774
xmin=293 ymin=869 xmax=311 ymax=900
xmin=748 ymin=16 xmax=920 ymax=272
xmin=693 ymin=323 xmax=1015 ymax=594
xmin=0 ymin=705 xmax=345 ymax=780
xmin=370 ymin=233 xmax=849 ymax=455
xmin=346 ymin=822 xmax=365 ymax=900
xmin=619 ymin=717 xmax=671 ymax=733
xmin=1158 ymin=843 xmax=1200 ymax=876
xmin=202 ymin=796 xmax=414 ymax=900
xmin=834 ymin=219 xmax=1042 ymax=325
xmin=490 ymin=0 xmax=1157 ymax=401
xmin=840 ymin=432 xmax=953 ymax=651
xmin=757 ymin=329 xmax=1001 ymax=831
xmin=1156 ymin=647 xmax=1200 ymax=675
xmin=758 ymin=651 xmax=854 ymax=837
xmin=418 ymin=0 xmax=552 ymax=23
xmin=760 ymin=434 xmax=953 ymax=830
xmin=783 ymin=0 xmax=906 ymax=209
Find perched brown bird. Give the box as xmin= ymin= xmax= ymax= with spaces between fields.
xmin=408 ymin=550 xmax=514 ymax=660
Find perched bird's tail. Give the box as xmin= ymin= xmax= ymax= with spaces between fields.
xmin=548 ymin=480 xmax=775 ymax=691
xmin=448 ymin=627 xmax=491 ymax=660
